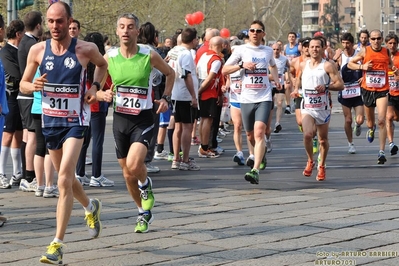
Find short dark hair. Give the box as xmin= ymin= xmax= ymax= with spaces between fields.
xmin=341 ymin=32 xmax=354 ymax=44
xmin=250 ymin=20 xmax=265 ymax=31
xmin=138 ymin=22 xmax=157 ymax=45
xmin=181 ymin=28 xmax=197 ymax=44
xmin=358 ymin=29 xmax=369 ymax=38
xmin=287 ymin=31 xmax=297 ymax=38
xmin=72 ymin=19 xmax=80 ymax=29
xmin=23 ymin=11 xmax=42 ymax=31
xmin=40 ymin=30 xmax=51 ymax=41
xmin=0 ymin=14 xmax=4 ymax=29
xmin=311 ymin=37 xmax=325 ymax=48
xmin=385 ymin=33 xmax=399 ymax=44
xmin=6 ymin=19 xmax=25 ymax=39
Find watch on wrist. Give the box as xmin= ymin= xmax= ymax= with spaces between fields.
xmin=238 ymin=61 xmax=244 ymax=69
xmin=92 ymin=81 xmax=101 ymax=91
xmin=161 ymin=95 xmax=171 ymax=103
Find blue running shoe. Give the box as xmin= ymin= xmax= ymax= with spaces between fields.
xmin=367 ymin=124 xmax=376 ymax=143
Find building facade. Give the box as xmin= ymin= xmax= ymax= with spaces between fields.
xmin=302 ymin=0 xmax=399 ymax=41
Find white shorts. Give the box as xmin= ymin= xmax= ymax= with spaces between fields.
xmin=301 ymin=109 xmax=331 ymax=125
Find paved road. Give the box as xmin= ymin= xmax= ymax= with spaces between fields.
xmin=1 ymin=97 xmax=399 ymax=265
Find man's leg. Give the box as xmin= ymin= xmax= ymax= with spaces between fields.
xmin=253 ymin=121 xmax=267 ymax=170
xmin=49 ymin=137 xmax=89 ymax=241
xmin=302 ymin=114 xmax=316 ymax=161
xmin=376 ymin=96 xmax=388 ymax=151
xmin=119 ymin=142 xmax=154 ymax=233
xmin=316 ymin=123 xmax=330 ymax=168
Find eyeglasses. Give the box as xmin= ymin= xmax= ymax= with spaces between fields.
xmin=249 ymin=28 xmax=264 ymax=34
xmin=370 ymin=37 xmax=382 ymax=41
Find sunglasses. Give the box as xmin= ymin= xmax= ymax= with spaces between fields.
xmin=249 ymin=28 xmax=264 ymax=34
xmin=370 ymin=37 xmax=382 ymax=41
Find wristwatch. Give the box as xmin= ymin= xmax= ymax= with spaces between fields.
xmin=238 ymin=61 xmax=244 ymax=69
xmin=92 ymin=81 xmax=101 ymax=91
xmin=161 ymin=95 xmax=171 ymax=103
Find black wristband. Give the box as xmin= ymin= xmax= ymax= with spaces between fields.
xmin=92 ymin=81 xmax=101 ymax=91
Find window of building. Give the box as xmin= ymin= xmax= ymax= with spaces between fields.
xmin=381 ymin=0 xmax=385 ymax=8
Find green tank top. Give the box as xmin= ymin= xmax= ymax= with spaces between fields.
xmin=107 ymin=45 xmax=154 ymax=114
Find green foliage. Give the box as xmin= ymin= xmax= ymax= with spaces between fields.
xmin=0 ymin=0 xmax=302 ymax=45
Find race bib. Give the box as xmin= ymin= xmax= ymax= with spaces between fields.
xmin=243 ymin=68 xmax=269 ymax=89
xmin=271 ymin=74 xmax=283 ymax=88
xmin=42 ymin=83 xmax=80 ymax=118
xmin=115 ymin=85 xmax=149 ymax=115
xmin=389 ymin=74 xmax=399 ymax=92
xmin=342 ymin=82 xmax=361 ymax=99
xmin=365 ymin=70 xmax=386 ymax=88
xmin=230 ymin=76 xmax=241 ymax=95
xmin=303 ymin=89 xmax=328 ymax=110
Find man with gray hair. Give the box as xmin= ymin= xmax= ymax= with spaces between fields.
xmin=99 ymin=12 xmax=175 ymax=234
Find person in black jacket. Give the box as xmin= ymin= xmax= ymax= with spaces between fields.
xmin=0 ymin=19 xmax=24 ymax=189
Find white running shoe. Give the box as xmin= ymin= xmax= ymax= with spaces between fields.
xmin=43 ymin=186 xmax=60 ymax=198
xmin=90 ymin=175 xmax=115 ymax=187
xmin=154 ymin=150 xmax=169 ymax=160
xmin=76 ymin=174 xmax=91 ymax=186
xmin=348 ymin=143 xmax=356 ymax=154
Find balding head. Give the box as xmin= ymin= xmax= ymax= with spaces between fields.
xmin=209 ymin=36 xmax=224 ymax=53
xmin=205 ymin=28 xmax=220 ymax=41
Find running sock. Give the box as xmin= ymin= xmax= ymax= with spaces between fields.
xmin=52 ymin=238 xmax=63 ymax=244
xmin=0 ymin=146 xmax=10 ymax=174
xmin=26 ymin=170 xmax=35 ymax=183
xmin=10 ymin=148 xmax=22 ymax=176
xmin=84 ymin=200 xmax=94 ymax=213
xmin=138 ymin=178 xmax=148 ymax=188
xmin=138 ymin=207 xmax=145 ymax=213
xmin=157 ymin=144 xmax=164 ymax=153
xmin=167 ymin=128 xmax=174 ymax=153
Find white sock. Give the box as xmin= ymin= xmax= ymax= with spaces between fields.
xmin=52 ymin=238 xmax=63 ymax=243
xmin=138 ymin=207 xmax=145 ymax=213
xmin=138 ymin=178 xmax=148 ymax=188
xmin=84 ymin=200 xmax=94 ymax=213
xmin=0 ymin=146 xmax=10 ymax=174
xmin=10 ymin=148 xmax=22 ymax=175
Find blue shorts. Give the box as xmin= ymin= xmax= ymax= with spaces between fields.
xmin=159 ymin=107 xmax=171 ymax=128
xmin=230 ymin=102 xmax=240 ymax=109
xmin=42 ymin=126 xmax=88 ymax=150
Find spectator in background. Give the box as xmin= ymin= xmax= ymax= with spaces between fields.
xmin=31 ymin=30 xmax=59 ymax=198
xmin=17 ymin=10 xmax=43 ymax=191
xmin=0 ymin=14 xmax=10 ymax=188
xmin=138 ymin=22 xmax=164 ymax=173
xmin=0 ymin=19 xmax=24 ymax=189
xmin=75 ymin=32 xmax=114 ymax=187
xmin=68 ymin=19 xmax=80 ymax=38
xmin=103 ymin=35 xmax=112 ymax=51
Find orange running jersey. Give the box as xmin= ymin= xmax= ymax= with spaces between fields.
xmin=388 ymin=50 xmax=399 ymax=96
xmin=361 ymin=46 xmax=389 ymax=92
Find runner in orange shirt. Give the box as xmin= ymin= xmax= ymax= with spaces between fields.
xmin=348 ymin=30 xmax=397 ymax=164
xmin=385 ymin=33 xmax=399 ymax=156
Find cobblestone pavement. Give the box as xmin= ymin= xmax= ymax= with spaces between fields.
xmin=1 ymin=99 xmax=399 ymax=265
